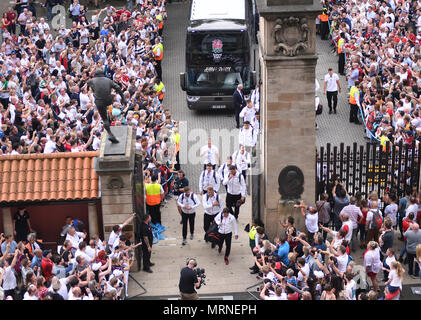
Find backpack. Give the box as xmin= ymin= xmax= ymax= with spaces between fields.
xmin=201 ymin=170 xmax=217 ymax=185
xmin=180 ymin=192 xmax=196 ymax=205
xmin=206 ymin=193 xmax=219 ymax=204
xmin=205 ymin=211 xmax=223 ymax=244
xmin=369 ymin=208 xmax=382 ymax=230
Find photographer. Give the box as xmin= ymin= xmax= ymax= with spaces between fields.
xmin=179 ymin=258 xmax=201 ymax=300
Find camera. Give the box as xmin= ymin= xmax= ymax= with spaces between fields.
xmin=194 ymin=268 xmax=206 ymax=288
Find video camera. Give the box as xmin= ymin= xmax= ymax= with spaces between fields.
xmin=194 ymin=268 xmax=206 ymax=288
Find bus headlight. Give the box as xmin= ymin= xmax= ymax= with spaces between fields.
xmin=187 ymin=95 xmax=200 ymax=102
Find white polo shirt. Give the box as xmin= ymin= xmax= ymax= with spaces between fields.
xmin=324 ymin=73 xmax=340 ymax=92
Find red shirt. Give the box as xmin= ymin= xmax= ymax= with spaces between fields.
xmin=41 ymin=257 xmax=53 ymax=281
xmin=6 ymin=11 xmax=16 ymax=25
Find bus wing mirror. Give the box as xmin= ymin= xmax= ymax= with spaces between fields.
xmin=180 ymin=72 xmax=186 ymax=91
xmin=251 ymin=71 xmax=257 ymax=88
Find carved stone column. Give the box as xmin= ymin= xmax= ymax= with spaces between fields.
xmin=95 ymin=126 xmax=136 ymax=245
xmin=257 ymin=0 xmax=321 ymax=239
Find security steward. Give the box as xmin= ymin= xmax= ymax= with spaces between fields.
xmin=337 ymin=32 xmax=346 ymax=75
xmin=139 ymin=214 xmax=154 ymax=273
xmin=153 ymin=78 xmax=165 ymax=102
xmin=318 ymin=8 xmax=329 ymax=40
xmin=145 ymin=175 xmax=164 ymax=225
xmin=349 ymin=80 xmax=361 ymax=124
xmin=152 ymin=37 xmax=163 ymax=80
xmin=179 ymin=258 xmax=201 ymax=300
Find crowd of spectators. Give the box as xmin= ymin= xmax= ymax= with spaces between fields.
xmin=251 ymin=188 xmax=421 ymax=300
xmin=0 ymin=0 xmax=185 ymax=300
xmin=322 ymin=0 xmax=421 ymax=149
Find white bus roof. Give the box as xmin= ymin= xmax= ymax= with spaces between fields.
xmin=190 ymin=0 xmax=246 ymax=21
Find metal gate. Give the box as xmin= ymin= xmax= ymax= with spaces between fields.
xmin=316 ymin=141 xmax=421 ymax=203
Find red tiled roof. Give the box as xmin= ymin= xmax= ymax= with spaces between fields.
xmin=0 ymin=152 xmax=99 ymax=203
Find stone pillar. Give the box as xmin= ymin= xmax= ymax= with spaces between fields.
xmin=88 ymin=203 xmax=99 ymax=237
xmin=94 ymin=126 xmax=136 ymax=245
xmin=1 ymin=207 xmax=13 ymax=236
xmin=257 ymin=0 xmax=321 ymax=239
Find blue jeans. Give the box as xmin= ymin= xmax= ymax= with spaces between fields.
xmin=65 ymin=263 xmax=74 ymax=276
xmin=357 ymin=224 xmax=366 ymax=242
xmin=399 ymin=241 xmax=406 ymax=259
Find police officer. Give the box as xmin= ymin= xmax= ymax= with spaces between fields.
xmin=139 ymin=214 xmax=154 ymax=273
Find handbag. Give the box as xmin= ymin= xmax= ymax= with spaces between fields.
xmin=316 ymin=103 xmax=323 ymax=115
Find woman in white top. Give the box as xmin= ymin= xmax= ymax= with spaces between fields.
xmin=384 ymin=261 xmax=404 ymax=296
xmin=364 ymin=241 xmax=382 ymax=293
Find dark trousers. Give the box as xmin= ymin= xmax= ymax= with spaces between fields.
xmin=349 ymin=103 xmax=359 ymax=124
xmin=357 ymin=223 xmax=366 ymax=242
xmin=175 ymin=151 xmax=180 ymax=171
xmin=141 ymin=244 xmax=152 ymax=271
xmin=226 ymin=193 xmax=242 ymax=220
xmin=182 ymin=212 xmax=196 ymax=239
xmin=203 ymin=213 xmax=216 ymax=233
xmin=235 ymin=108 xmax=241 ymax=127
xmin=219 ymin=232 xmax=233 ymax=258
xmin=241 ymin=170 xmax=247 ymax=185
xmin=321 ymin=222 xmax=330 ymax=242
xmin=407 ymin=252 xmax=420 ymax=276
xmin=147 ymin=204 xmax=161 ymax=225
xmin=155 ymin=60 xmax=162 ymax=80
xmin=320 ymin=21 xmax=329 ymax=40
xmin=338 ymin=53 xmax=345 ymax=75
xmin=7 ymin=24 xmax=16 ymax=35
xmin=326 ymin=91 xmax=338 ymax=112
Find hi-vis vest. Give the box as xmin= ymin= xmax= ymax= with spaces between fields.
xmin=337 ymin=38 xmax=344 ymax=54
xmin=318 ymin=13 xmax=328 ymax=22
xmin=145 ymin=183 xmax=162 ymax=206
xmin=249 ymin=226 xmax=258 ymax=240
xmin=156 ymin=14 xmax=163 ymax=29
xmin=349 ymin=86 xmax=358 ymax=105
xmin=153 ymin=43 xmax=163 ymax=61
xmin=153 ymin=81 xmax=165 ymax=100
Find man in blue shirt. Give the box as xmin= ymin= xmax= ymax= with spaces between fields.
xmin=275 ymin=236 xmax=290 ymax=266
xmin=31 ymin=249 xmax=43 ymax=269
xmin=1 ymin=235 xmax=17 ymax=263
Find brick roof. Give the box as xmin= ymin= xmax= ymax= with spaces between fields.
xmin=0 ymin=152 xmax=100 ymax=203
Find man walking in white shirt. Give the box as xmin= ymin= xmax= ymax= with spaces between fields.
xmin=324 ymin=68 xmax=341 ymax=114
xmin=218 ymin=156 xmax=238 ymax=192
xmin=223 ymin=165 xmax=246 ymax=220
xmin=232 ymin=145 xmax=251 ymax=184
xmin=239 ymin=100 xmax=258 ymax=124
xmin=202 ymin=186 xmax=223 ymax=248
xmin=199 ymin=163 xmax=220 ymax=195
xmin=214 ymin=208 xmax=238 ymax=265
xmin=200 ymin=138 xmax=220 ymax=170
xmin=177 ymin=187 xmax=201 ymax=245
xmin=238 ymin=121 xmax=257 ymax=148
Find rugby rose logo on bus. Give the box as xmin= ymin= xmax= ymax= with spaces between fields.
xmin=212 ymin=39 xmax=223 ymax=62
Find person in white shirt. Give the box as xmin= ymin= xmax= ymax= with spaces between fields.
xmin=384 ymin=194 xmax=398 ymax=228
xmin=200 ymin=139 xmax=220 ymax=170
xmin=239 ymin=100 xmax=258 ymax=124
xmin=223 ymin=165 xmax=246 ymax=220
xmin=384 ymin=261 xmax=404 ymax=296
xmin=23 ymin=284 xmax=38 ymax=300
xmin=202 ymin=186 xmax=223 ymax=248
xmin=75 ymin=241 xmax=97 ymax=264
xmin=364 ymin=241 xmax=383 ymax=292
xmin=344 ymin=272 xmax=357 ymax=300
xmin=0 ymin=248 xmax=19 ymax=299
xmin=199 ymin=163 xmax=220 ymax=195
xmin=296 ymin=201 xmax=319 ymax=240
xmin=251 ymin=83 xmax=260 ymax=111
xmin=43 ymin=135 xmax=57 ymax=154
xmin=218 ymin=156 xmax=238 ymax=191
xmin=238 ymin=121 xmax=257 ymax=148
xmin=177 ymin=187 xmax=201 ymax=245
xmin=65 ymin=227 xmax=87 ymax=254
xmin=405 ymin=196 xmax=418 ymax=219
xmin=324 ymin=68 xmax=341 ymax=114
xmin=107 ymin=213 xmax=136 ymax=252
xmin=232 ymin=145 xmax=251 ymax=184
xmin=214 ymin=208 xmax=238 ymax=265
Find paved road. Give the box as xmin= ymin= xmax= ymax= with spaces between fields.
xmin=315 ymin=36 xmax=367 ymax=148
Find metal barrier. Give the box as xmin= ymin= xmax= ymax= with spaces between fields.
xmin=124 ymin=274 xmax=148 ymax=300
xmin=245 ymin=281 xmax=263 ymax=300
